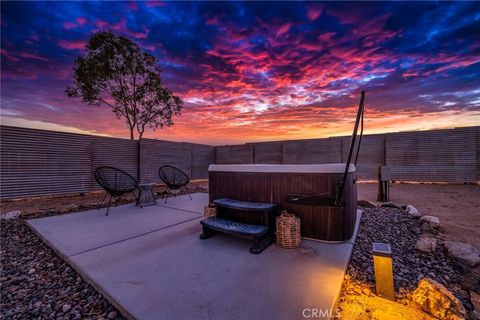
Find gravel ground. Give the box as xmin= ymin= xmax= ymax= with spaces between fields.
xmin=0 ymin=186 xmax=208 ymax=320
xmin=357 ymin=183 xmax=480 ymax=248
xmin=337 ymin=206 xmax=478 ymax=319
xmin=1 ymin=218 xmax=125 ymax=320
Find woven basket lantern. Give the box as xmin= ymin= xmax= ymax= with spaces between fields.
xmin=276 ymin=210 xmax=301 ymax=249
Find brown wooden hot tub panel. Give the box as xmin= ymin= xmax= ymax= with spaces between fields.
xmin=209 ymin=171 xmax=357 ymax=241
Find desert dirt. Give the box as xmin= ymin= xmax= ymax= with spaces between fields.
xmin=0 ymin=180 xmax=208 ymax=219
xmin=357 ymin=182 xmax=480 ymax=248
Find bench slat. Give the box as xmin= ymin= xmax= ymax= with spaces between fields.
xmin=201 ymin=217 xmax=269 ymax=237
xmin=213 ymin=198 xmax=276 ymax=212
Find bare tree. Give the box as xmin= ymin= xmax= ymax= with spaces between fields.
xmin=66 ymin=31 xmax=183 ymax=140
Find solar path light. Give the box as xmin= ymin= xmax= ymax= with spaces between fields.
xmin=372 ymin=242 xmax=395 ymax=299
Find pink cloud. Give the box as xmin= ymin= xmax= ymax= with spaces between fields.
xmin=63 ymin=17 xmax=88 ymax=30
xmin=19 ymin=52 xmax=49 ymax=61
xmin=76 ymin=17 xmax=88 ymax=25
xmin=143 ymin=44 xmax=156 ymax=51
xmin=1 ymin=48 xmax=20 ymax=62
xmin=94 ymin=18 xmax=148 ymax=39
xmin=205 ymin=16 xmax=220 ymax=26
xmin=307 ymin=7 xmax=322 ymax=21
xmin=63 ymin=21 xmax=77 ymax=30
xmin=57 ymin=39 xmax=86 ymax=50
xmin=276 ymin=23 xmax=291 ymax=37
xmin=403 ymin=72 xmax=418 ymax=78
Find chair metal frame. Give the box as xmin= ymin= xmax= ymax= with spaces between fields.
xmin=158 ymin=165 xmax=192 ymax=203
xmin=94 ymin=166 xmax=140 ymax=215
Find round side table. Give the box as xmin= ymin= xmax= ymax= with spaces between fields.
xmin=137 ymin=183 xmax=157 ymax=207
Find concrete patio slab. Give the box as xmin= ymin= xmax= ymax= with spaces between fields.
xmin=27 ymin=193 xmax=361 ymax=320
xmin=27 ymin=195 xmax=206 ymax=256
xmin=157 ymin=192 xmax=209 ymax=214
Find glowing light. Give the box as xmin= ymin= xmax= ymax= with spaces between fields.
xmin=372 ymin=243 xmax=395 ymax=300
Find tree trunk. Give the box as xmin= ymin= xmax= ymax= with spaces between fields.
xmin=137 ymin=136 xmax=141 ymax=182
xmin=129 ymin=126 xmax=135 ymax=140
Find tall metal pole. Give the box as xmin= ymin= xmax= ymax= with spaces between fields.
xmin=336 ymin=91 xmax=365 ymax=206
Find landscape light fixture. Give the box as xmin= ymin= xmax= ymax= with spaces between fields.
xmin=372 ymin=242 xmax=395 ymax=299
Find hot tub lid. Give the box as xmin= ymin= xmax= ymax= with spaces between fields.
xmin=208 ymin=163 xmax=355 ymax=173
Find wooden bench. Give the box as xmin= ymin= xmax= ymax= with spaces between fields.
xmin=200 ymin=198 xmax=277 ymax=254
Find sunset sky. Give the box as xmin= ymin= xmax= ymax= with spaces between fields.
xmin=1 ymin=1 xmax=479 ymax=145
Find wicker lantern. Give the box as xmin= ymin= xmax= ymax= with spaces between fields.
xmin=276 ymin=210 xmax=301 ymax=248
xmin=203 ymin=203 xmax=217 ymax=219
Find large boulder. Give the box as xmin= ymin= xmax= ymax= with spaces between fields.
xmin=412 ymin=278 xmax=466 ymax=320
xmin=406 ymin=205 xmax=422 ymax=219
xmin=444 ymin=241 xmax=480 ymax=267
xmin=419 ymin=215 xmax=441 ymax=229
xmin=416 ymin=237 xmax=437 ymax=253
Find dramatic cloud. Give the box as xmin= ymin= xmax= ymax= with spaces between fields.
xmin=1 ymin=1 xmax=479 ymax=144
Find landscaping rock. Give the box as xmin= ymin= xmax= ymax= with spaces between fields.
xmin=444 ymin=241 xmax=480 ymax=267
xmin=419 ymin=215 xmax=441 ymax=229
xmin=471 ymin=291 xmax=480 ymax=313
xmin=412 ymin=278 xmax=466 ymax=320
xmin=457 ymin=273 xmax=480 ymax=293
xmin=358 ymin=200 xmax=378 ymax=208
xmin=381 ymin=201 xmax=403 ymax=209
xmin=416 ymin=237 xmax=437 ymax=253
xmin=406 ymin=205 xmax=422 ymax=219
xmin=0 ymin=210 xmax=21 ymax=220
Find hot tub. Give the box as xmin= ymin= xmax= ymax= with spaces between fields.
xmin=208 ymin=163 xmax=357 ymax=242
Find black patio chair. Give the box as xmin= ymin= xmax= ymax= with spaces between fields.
xmin=158 ymin=165 xmax=192 ymax=203
xmin=94 ymin=166 xmax=139 ymax=215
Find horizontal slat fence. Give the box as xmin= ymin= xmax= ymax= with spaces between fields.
xmin=215 ymin=144 xmax=254 ymax=164
xmin=91 ymin=136 xmax=139 ymax=190
xmin=386 ymin=127 xmax=478 ymax=183
xmin=139 ymin=139 xmax=214 ymax=183
xmin=0 ymin=126 xmax=214 ymax=200
xmin=215 ymin=126 xmax=479 ymax=183
xmin=0 ymin=126 xmax=91 ymax=199
xmin=1 ymin=125 xmax=478 ymax=200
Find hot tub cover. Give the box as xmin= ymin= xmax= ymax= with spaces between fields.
xmin=208 ymin=163 xmax=355 ymax=173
